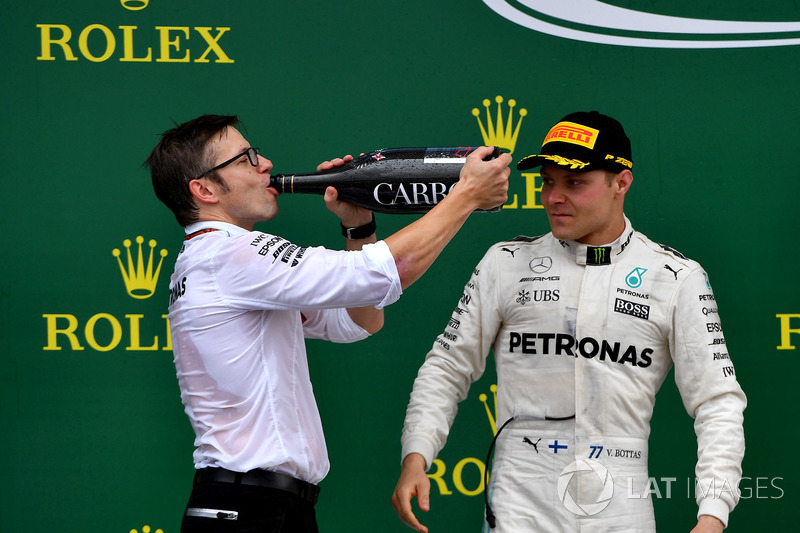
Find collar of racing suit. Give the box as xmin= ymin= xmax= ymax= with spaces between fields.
xmin=558 ymin=216 xmax=635 ymax=266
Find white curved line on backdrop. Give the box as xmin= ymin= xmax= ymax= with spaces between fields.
xmin=483 ymin=0 xmax=800 ymax=48
xmin=521 ymin=0 xmax=800 ymax=34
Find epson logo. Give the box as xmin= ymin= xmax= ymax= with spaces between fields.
xmin=614 ymin=298 xmax=650 ymax=320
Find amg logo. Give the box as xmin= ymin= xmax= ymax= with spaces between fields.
xmin=614 ymin=298 xmax=650 ymax=320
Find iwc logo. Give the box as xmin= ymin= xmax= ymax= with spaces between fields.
xmin=557 ymin=458 xmax=614 ymax=516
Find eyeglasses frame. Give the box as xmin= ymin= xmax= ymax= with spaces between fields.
xmin=194 ymin=147 xmax=260 ymax=180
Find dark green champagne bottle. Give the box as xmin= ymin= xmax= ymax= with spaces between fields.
xmin=269 ymin=146 xmax=501 ymax=214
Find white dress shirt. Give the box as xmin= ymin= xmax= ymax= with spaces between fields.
xmin=169 ymin=221 xmax=401 ymax=483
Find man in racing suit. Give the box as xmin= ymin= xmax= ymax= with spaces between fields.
xmin=392 ymin=111 xmax=746 ymax=533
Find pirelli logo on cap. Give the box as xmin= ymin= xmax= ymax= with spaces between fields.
xmin=542 ymin=121 xmax=599 ymax=149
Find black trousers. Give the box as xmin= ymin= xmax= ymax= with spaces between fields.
xmin=181 ymin=473 xmax=319 ymax=533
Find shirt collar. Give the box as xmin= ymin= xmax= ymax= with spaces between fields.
xmin=559 ymin=216 xmax=635 ymax=266
xmin=184 ymin=220 xmax=249 ymax=238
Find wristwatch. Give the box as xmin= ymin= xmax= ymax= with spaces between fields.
xmin=341 ymin=214 xmax=376 ymax=240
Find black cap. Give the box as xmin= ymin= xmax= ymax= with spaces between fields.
xmin=517 ymin=111 xmax=632 ymax=173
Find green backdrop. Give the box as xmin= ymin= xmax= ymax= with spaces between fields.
xmin=2 ymin=1 xmax=798 ymax=531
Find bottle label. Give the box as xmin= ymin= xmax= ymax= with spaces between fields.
xmin=372 ymin=181 xmax=458 ymax=208
xmin=422 ymin=147 xmax=475 ymax=164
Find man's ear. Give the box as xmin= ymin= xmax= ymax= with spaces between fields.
xmin=614 ymin=169 xmax=633 ymax=198
xmin=189 ymin=178 xmax=220 ymax=205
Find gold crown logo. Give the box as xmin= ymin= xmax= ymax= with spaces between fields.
xmin=130 ymin=526 xmax=164 ymax=533
xmin=472 ymin=96 xmax=527 ymax=154
xmin=120 ymin=0 xmax=150 ymax=11
xmin=479 ymin=384 xmax=499 ymax=436
xmin=112 ymin=236 xmax=168 ymax=300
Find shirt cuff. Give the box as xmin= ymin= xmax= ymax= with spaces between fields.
xmin=361 ymin=240 xmax=402 ymax=309
xmin=400 ymin=436 xmax=437 ymax=471
xmin=697 ymin=497 xmax=730 ymax=528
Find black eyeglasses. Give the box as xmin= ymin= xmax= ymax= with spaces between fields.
xmin=194 ymin=147 xmax=260 ymax=180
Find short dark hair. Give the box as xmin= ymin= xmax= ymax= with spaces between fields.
xmin=145 ymin=114 xmax=239 ymax=226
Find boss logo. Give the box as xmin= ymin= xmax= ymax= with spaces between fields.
xmin=614 ymin=298 xmax=650 ymax=320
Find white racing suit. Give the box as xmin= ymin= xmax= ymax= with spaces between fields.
xmin=401 ymin=218 xmax=746 ymax=532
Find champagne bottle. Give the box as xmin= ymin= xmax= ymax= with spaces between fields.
xmin=269 ymin=146 xmax=502 ymax=214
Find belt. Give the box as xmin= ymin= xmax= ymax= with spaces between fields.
xmin=194 ymin=467 xmax=320 ymax=505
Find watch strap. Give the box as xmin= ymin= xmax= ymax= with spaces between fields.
xmin=341 ymin=214 xmax=376 ymax=240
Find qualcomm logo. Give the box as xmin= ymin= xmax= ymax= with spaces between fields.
xmin=483 ymin=0 xmax=800 ymax=49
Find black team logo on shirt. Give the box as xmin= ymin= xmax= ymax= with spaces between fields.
xmin=587 ymin=246 xmax=611 ymax=265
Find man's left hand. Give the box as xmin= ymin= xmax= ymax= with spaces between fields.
xmin=690 ymin=515 xmax=724 ymax=532
xmin=317 ymin=155 xmax=373 ymax=228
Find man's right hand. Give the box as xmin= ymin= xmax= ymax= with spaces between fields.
xmin=392 ymin=453 xmax=431 ymax=533
xmin=455 ymin=146 xmax=512 ymax=211
xmin=382 ymin=145 xmax=510 ymax=290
